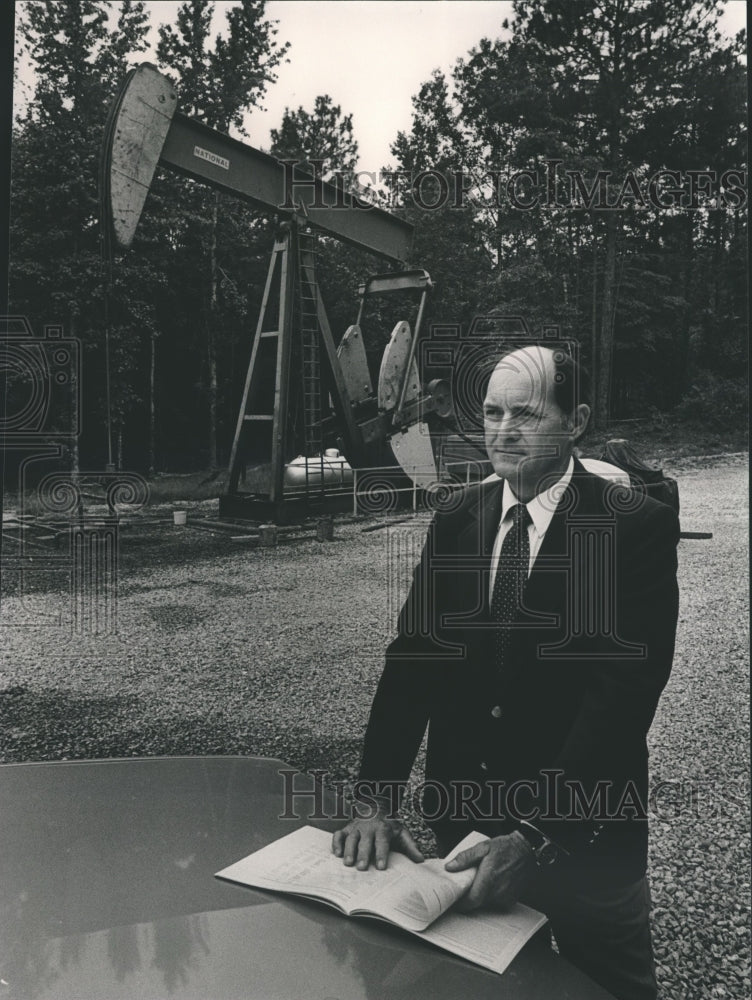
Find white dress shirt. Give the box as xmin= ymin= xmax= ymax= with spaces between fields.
xmin=488 ymin=457 xmax=574 ymax=601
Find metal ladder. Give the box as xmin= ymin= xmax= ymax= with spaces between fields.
xmin=297 ymin=226 xmax=325 ymax=497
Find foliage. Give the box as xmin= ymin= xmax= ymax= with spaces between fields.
xmin=155 ymin=0 xmax=289 ymax=468
xmin=8 ymin=0 xmax=747 ymax=476
xmin=386 ymin=0 xmax=747 ymax=427
xmin=10 ymin=1 xmax=154 ymax=466
xmin=270 ymin=94 xmax=359 ymax=177
xmin=156 ymin=0 xmax=289 ymax=133
xmin=674 ymin=372 xmax=748 ymax=429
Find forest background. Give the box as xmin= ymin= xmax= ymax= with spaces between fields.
xmin=5 ymin=0 xmax=748 ymax=481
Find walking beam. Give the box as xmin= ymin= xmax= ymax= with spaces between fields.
xmin=103 ymin=63 xmax=413 ymax=262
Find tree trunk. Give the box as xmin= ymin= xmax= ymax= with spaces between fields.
xmin=595 ymin=212 xmax=618 ymax=429
xmin=712 ymin=207 xmax=724 ymax=347
xmin=573 ymin=220 xmax=581 ymax=329
xmin=69 ymin=301 xmax=80 ymax=477
xmin=207 ymin=192 xmax=219 ymax=470
xmin=591 ymin=231 xmax=598 ymax=412
xmin=594 ymin=4 xmax=624 ymax=429
xmin=678 ymin=213 xmax=695 ymax=403
xmin=149 ymin=330 xmax=156 ymax=477
xmin=71 ymin=370 xmax=79 ymax=477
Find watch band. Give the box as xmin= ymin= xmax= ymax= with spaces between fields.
xmin=518 ymin=822 xmax=567 ymax=866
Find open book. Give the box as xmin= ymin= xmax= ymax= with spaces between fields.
xmin=215 ymin=825 xmax=547 ymax=976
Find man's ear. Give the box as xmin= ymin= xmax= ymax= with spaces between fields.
xmin=572 ymin=403 xmax=591 ymax=441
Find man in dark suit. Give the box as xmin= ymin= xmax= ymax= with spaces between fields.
xmin=333 ymin=344 xmax=679 ymax=1000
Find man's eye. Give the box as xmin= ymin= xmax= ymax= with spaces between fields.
xmin=514 ymin=408 xmax=539 ymax=421
xmin=484 ymin=408 xmax=538 ymax=422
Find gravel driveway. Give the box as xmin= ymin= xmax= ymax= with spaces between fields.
xmin=0 ymin=453 xmax=748 ymax=999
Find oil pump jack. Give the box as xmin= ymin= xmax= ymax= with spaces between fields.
xmin=101 ymin=63 xmax=450 ymax=522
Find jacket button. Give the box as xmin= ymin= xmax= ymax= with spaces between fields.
xmin=480 ymin=761 xmax=488 ymax=772
xmin=491 ymin=705 xmax=502 ymax=719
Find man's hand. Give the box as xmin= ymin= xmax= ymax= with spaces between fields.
xmin=331 ymin=815 xmax=424 ymax=871
xmin=444 ymin=831 xmax=534 ymax=911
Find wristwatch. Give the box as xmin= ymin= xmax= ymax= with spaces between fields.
xmin=517 ymin=822 xmax=565 ymax=867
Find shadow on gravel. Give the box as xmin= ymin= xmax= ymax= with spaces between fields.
xmin=0 ymin=530 xmax=242 ymax=598
xmin=0 ymin=685 xmax=364 ymax=773
xmin=2 ymin=522 xmax=345 ymax=598
xmin=147 ymin=604 xmax=211 ymax=630
xmin=123 ymin=577 xmax=250 ymax=598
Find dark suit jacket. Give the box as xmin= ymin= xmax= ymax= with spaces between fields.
xmin=359 ymin=460 xmax=680 ymax=887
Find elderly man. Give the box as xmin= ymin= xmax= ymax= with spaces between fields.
xmin=333 ymin=343 xmax=679 ymax=1000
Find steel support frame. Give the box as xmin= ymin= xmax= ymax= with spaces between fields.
xmin=223 ymin=220 xmax=366 ymax=519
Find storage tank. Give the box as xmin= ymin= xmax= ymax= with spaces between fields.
xmin=283 ymin=449 xmax=354 ymax=490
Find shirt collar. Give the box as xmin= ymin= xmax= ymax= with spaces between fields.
xmin=500 ymin=457 xmax=575 ymax=536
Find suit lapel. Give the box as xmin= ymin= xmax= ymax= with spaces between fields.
xmin=457 ymin=477 xmax=505 ymax=566
xmin=525 ymin=459 xmax=603 ymax=599
xmin=451 ymin=479 xmax=504 ymax=646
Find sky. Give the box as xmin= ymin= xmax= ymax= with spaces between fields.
xmin=247 ymin=0 xmax=516 ymax=173
xmin=14 ymin=0 xmax=748 ymax=175
xmin=250 ymin=0 xmax=747 ymax=174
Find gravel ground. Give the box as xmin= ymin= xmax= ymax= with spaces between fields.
xmin=646 ymin=455 xmax=749 ymax=1000
xmin=0 ymin=452 xmax=748 ymax=999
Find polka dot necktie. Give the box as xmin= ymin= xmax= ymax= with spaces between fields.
xmin=491 ymin=503 xmax=531 ymax=674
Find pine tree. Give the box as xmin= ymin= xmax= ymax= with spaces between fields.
xmin=11 ymin=1 xmax=151 ymax=470
xmin=386 ymin=0 xmax=745 ymax=425
xmin=510 ymin=0 xmax=730 ymax=426
xmin=156 ymin=0 xmax=289 ymax=470
xmin=271 ymin=95 xmax=359 ymax=178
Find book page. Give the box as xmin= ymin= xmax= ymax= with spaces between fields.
xmin=216 ymin=826 xmax=391 ymax=910
xmin=215 ymin=826 xmax=487 ymax=931
xmin=354 ymin=860 xmax=463 ymax=932
xmin=418 ymin=902 xmax=548 ymax=975
xmin=216 ymin=826 xmax=547 ymax=975
xmin=354 ymin=830 xmax=488 ymax=932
